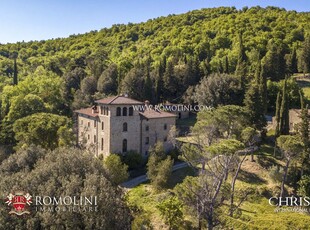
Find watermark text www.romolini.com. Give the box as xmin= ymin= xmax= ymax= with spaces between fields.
xmin=132 ymin=104 xmax=213 ymax=112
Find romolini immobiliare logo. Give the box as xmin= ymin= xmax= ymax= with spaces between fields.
xmin=4 ymin=191 xmax=98 ymax=216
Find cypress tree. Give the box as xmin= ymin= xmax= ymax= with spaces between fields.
xmin=279 ymin=79 xmax=290 ymax=135
xmin=259 ymin=63 xmax=268 ymax=114
xmin=299 ymin=91 xmax=309 ymax=151
xmin=235 ymin=32 xmax=247 ymax=78
xmin=224 ymin=56 xmax=229 ymax=74
xmin=291 ymin=48 xmax=298 ymax=74
xmin=218 ymin=60 xmax=223 ymax=73
xmin=255 ymin=58 xmax=261 ymax=84
xmin=10 ymin=52 xmax=18 ymax=85
xmin=275 ymin=91 xmax=282 ymax=137
xmin=300 ymin=35 xmax=310 ymax=74
xmin=144 ymin=70 xmax=153 ymax=101
xmin=299 ymin=91 xmax=309 ymax=175
xmin=13 ymin=57 xmax=18 ymax=85
xmin=244 ymin=83 xmax=266 ymax=130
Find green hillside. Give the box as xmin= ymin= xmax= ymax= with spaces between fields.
xmin=0 ymin=6 xmax=309 ymax=108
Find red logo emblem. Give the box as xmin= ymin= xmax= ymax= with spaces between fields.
xmin=5 ymin=191 xmax=32 ymax=216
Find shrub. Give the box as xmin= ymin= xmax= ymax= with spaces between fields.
xmin=268 ymin=165 xmax=283 ymax=182
xmin=156 ymin=196 xmax=184 ymax=230
xmin=297 ymin=175 xmax=310 ymax=197
xmin=104 ymin=154 xmax=129 ymax=185
xmin=287 ymin=164 xmax=301 ymax=188
xmin=122 ymin=150 xmax=143 ymax=169
xmin=168 ymin=148 xmax=180 ymax=161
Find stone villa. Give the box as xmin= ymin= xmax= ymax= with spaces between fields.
xmin=75 ymin=95 xmax=176 ymax=158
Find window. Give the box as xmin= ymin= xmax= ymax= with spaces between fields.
xmin=101 ymin=107 xmax=104 ymax=115
xmin=145 ymin=125 xmax=149 ymax=131
xmin=88 ymin=134 xmax=90 ymax=140
xmin=101 ymin=138 xmax=104 ymax=151
xmin=103 ymin=106 xmax=109 ymax=116
xmin=122 ymin=139 xmax=127 ymax=153
xmin=123 ymin=122 xmax=128 ymax=132
xmin=164 ymin=136 xmax=167 ymax=142
xmin=88 ymin=122 xmax=90 ymax=127
xmin=145 ymin=137 xmax=149 ymax=145
xmin=145 ymin=151 xmax=148 ymax=156
xmin=116 ymin=107 xmax=121 ymax=116
xmin=94 ymin=135 xmax=96 ymax=143
xmin=129 ymin=107 xmax=133 ymax=116
xmin=101 ymin=122 xmax=104 ymax=131
xmin=123 ymin=107 xmax=127 ymax=116
xmin=164 ymin=124 xmax=167 ymax=130
xmin=94 ymin=121 xmax=96 ymax=127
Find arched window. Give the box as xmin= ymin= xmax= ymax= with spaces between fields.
xmin=122 ymin=139 xmax=127 ymax=153
xmin=123 ymin=122 xmax=128 ymax=132
xmin=129 ymin=107 xmax=133 ymax=116
xmin=123 ymin=107 xmax=127 ymax=116
xmin=164 ymin=123 xmax=167 ymax=130
xmin=116 ymin=107 xmax=121 ymax=116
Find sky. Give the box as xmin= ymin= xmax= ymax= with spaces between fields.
xmin=0 ymin=0 xmax=309 ymax=44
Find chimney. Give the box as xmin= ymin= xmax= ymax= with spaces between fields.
xmin=124 ymin=93 xmax=128 ymax=98
xmin=91 ymin=105 xmax=98 ymax=114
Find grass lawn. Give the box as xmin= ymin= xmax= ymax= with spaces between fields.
xmin=176 ymin=113 xmax=197 ymax=135
xmin=295 ymin=76 xmax=310 ymax=101
xmin=127 ymin=166 xmax=195 ymax=229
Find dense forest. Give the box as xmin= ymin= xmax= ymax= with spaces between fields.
xmin=1 ymin=6 xmax=310 ymax=147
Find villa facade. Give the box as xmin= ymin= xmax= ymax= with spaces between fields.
xmin=75 ymin=95 xmax=176 ymax=158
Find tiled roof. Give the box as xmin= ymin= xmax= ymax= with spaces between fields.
xmin=75 ymin=108 xmax=98 ymax=118
xmin=96 ymin=96 xmax=143 ymax=105
xmin=139 ymin=110 xmax=177 ymax=119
